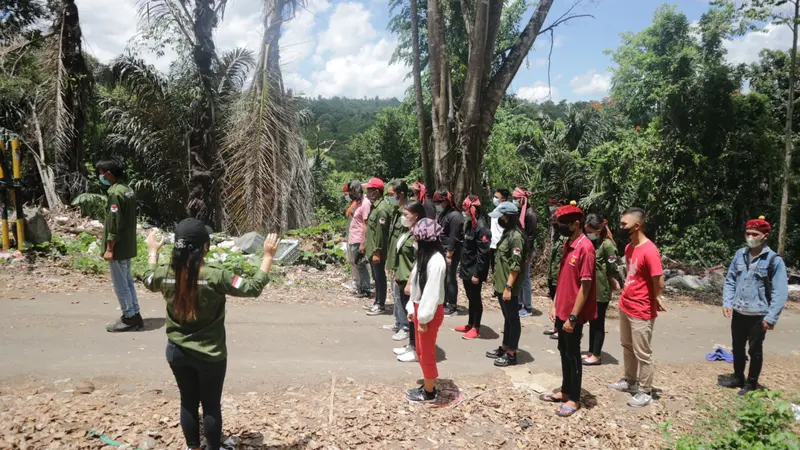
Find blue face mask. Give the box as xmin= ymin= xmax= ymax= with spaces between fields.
xmin=99 ymin=174 xmax=112 ymax=186
xmin=386 ymin=196 xmax=398 ymax=206
xmin=493 ymin=198 xmax=501 ymax=207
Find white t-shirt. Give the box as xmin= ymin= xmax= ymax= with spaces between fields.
xmin=490 ymin=217 xmax=503 ymax=249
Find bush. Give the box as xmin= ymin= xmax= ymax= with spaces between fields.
xmin=672 ymin=391 xmax=800 ymax=449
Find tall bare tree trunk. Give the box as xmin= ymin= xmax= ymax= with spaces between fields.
xmin=778 ymin=0 xmax=799 ymax=255
xmin=426 ymin=0 xmax=555 ymax=200
xmin=186 ymin=0 xmax=220 ymax=228
xmin=410 ymin=0 xmax=433 ymax=189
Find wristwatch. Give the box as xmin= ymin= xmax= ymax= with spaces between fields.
xmin=505 ymin=284 xmax=513 ymax=290
xmin=569 ymin=314 xmax=578 ymax=324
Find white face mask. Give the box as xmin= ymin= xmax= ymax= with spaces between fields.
xmin=401 ymin=216 xmax=414 ymax=228
xmin=587 ymin=233 xmax=600 ymax=241
xmin=746 ymin=237 xmax=764 ymax=249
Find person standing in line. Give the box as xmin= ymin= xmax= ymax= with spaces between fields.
xmin=485 ymin=201 xmax=525 ymax=367
xmin=364 ymin=178 xmax=393 ymax=316
xmin=720 ymin=216 xmax=788 ymax=396
xmin=394 ymin=200 xmax=425 ymax=362
xmin=404 ymin=218 xmax=447 ymax=403
xmin=583 ymin=213 xmax=622 ymax=366
xmin=433 ymin=188 xmax=463 ymax=317
xmin=456 ymin=195 xmax=491 ymax=340
xmin=97 ymin=160 xmax=143 ymax=333
xmin=540 ymin=201 xmax=597 ymax=417
xmin=490 ymin=188 xmax=510 ymax=273
xmin=513 ymin=187 xmax=538 ymax=318
xmin=142 ymin=220 xmax=280 ymax=450
xmin=345 ymin=180 xmax=372 ymax=298
xmin=607 ymin=207 xmax=665 ymax=408
xmin=545 ymin=197 xmax=565 ymax=339
xmin=386 ymin=181 xmax=411 ymax=340
xmin=411 ymin=181 xmax=436 ymax=219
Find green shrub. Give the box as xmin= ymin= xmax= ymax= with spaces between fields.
xmin=69 ymin=254 xmax=108 ymax=275
xmin=672 ymin=391 xmax=799 ymax=449
xmin=71 ymin=193 xmax=108 ymax=220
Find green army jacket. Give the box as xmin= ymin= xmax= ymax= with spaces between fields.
xmin=493 ymin=228 xmax=526 ymax=296
xmin=102 ymin=183 xmax=137 ymax=261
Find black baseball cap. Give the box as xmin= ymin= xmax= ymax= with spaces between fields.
xmin=174 ymin=218 xmax=211 ymax=250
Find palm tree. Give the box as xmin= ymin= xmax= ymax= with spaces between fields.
xmin=220 ymin=0 xmax=313 ymax=234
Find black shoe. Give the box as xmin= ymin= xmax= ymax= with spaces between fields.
xmin=443 ymin=306 xmax=457 ymax=317
xmin=356 ymin=292 xmax=371 ymax=299
xmin=486 ymin=346 xmax=506 ymax=359
xmin=106 ymin=316 xmax=138 ymax=333
xmin=494 ymin=353 xmax=517 ymax=367
xmin=366 ymin=305 xmax=386 ymax=316
xmin=406 ymin=386 xmax=437 ymax=403
xmin=738 ymin=383 xmax=760 ymax=396
xmin=124 ymin=313 xmax=144 ymax=329
xmin=720 ymin=375 xmax=745 ymax=389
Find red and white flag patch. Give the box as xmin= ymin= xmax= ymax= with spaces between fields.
xmin=512 ymin=247 xmax=521 ymax=256
xmin=110 ymin=204 xmax=119 ymax=213
xmin=379 ymin=217 xmax=386 ymax=224
xmin=481 ymin=235 xmax=489 ymax=243
xmin=608 ymin=255 xmax=617 ymax=264
xmin=231 ymin=275 xmax=243 ymax=289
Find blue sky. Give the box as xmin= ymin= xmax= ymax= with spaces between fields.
xmin=76 ymin=0 xmax=792 ymax=102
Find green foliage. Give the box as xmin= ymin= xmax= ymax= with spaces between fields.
xmin=68 ymin=254 xmax=107 ymax=275
xmin=287 ymin=221 xmax=348 ymax=270
xmin=71 ymin=193 xmax=108 ymax=220
xmin=672 ymin=391 xmax=800 ymax=449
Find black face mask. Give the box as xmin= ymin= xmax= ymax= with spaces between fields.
xmin=557 ymin=223 xmax=573 ymax=237
xmin=498 ymin=217 xmax=509 ymax=229
xmin=616 ymin=225 xmax=635 ymax=240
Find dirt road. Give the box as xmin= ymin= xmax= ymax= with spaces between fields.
xmin=2 ymin=290 xmax=798 ymax=392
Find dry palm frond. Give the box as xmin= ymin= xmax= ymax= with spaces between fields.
xmin=37 ymin=19 xmax=74 ymax=174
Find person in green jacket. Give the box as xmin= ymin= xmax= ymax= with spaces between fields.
xmin=142 ymin=219 xmax=279 ymax=450
xmin=363 ymin=177 xmax=393 ymax=316
xmin=486 ymin=201 xmax=526 ymax=367
xmin=394 ymin=200 xmax=425 ymax=363
xmin=97 ymin=160 xmax=142 ymax=333
xmin=386 ymin=180 xmax=412 ymax=340
xmin=582 ymin=213 xmax=621 ymax=366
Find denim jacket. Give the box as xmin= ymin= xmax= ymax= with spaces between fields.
xmin=722 ymin=246 xmax=788 ymax=325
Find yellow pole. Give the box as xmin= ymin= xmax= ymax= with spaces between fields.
xmin=10 ymin=139 xmax=23 ymax=250
xmin=0 ymin=139 xmax=8 ymax=251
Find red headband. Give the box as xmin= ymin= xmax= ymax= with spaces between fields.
xmin=412 ymin=182 xmax=427 ymax=202
xmin=462 ymin=196 xmax=480 ymax=228
xmin=746 ymin=216 xmax=771 ymax=234
xmin=433 ymin=191 xmax=457 ymax=210
xmin=513 ymin=188 xmax=530 ymax=228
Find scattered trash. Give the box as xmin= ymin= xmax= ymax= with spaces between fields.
xmin=666 ymin=275 xmax=713 ymax=292
xmin=705 ymin=346 xmax=734 ymax=363
xmin=789 ymin=285 xmax=800 ymax=293
xmin=519 ymin=418 xmax=533 ymax=429
xmin=0 ymin=250 xmax=23 ymax=260
xmin=235 ymin=232 xmax=265 ymax=255
xmin=792 ymin=403 xmax=800 ymax=422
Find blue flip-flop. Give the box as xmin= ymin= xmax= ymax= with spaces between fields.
xmin=538 ymin=393 xmax=565 ymax=403
xmin=557 ymin=405 xmax=579 ymax=417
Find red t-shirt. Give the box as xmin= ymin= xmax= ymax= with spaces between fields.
xmin=619 ymin=240 xmax=664 ymax=320
xmin=555 ymin=234 xmax=597 ymax=324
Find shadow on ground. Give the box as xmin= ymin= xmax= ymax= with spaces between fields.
xmin=141 ymin=318 xmax=166 ymax=331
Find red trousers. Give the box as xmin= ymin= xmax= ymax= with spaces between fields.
xmin=413 ymin=303 xmax=444 ymax=380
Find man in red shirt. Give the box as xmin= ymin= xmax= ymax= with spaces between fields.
xmin=540 ymin=201 xmax=596 ymax=417
xmin=608 ymin=207 xmax=665 ymax=408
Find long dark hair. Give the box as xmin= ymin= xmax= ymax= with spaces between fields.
xmin=416 ymin=239 xmax=445 ymax=293
xmin=168 ymin=246 xmax=205 ymax=323
xmin=586 ymin=213 xmax=615 ymax=245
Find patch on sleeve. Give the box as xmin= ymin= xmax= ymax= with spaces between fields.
xmin=569 ymin=255 xmax=577 ymax=266
xmin=232 ymin=275 xmax=244 ymax=289
xmin=512 ymin=247 xmax=521 ymax=256
xmin=379 ymin=217 xmax=386 ymax=224
xmin=110 ymin=204 xmax=119 ymax=213
xmin=481 ymin=235 xmax=489 ymax=243
xmin=608 ymin=255 xmax=617 ymax=264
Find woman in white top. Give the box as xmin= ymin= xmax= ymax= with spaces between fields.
xmin=405 ymin=218 xmax=447 ymax=403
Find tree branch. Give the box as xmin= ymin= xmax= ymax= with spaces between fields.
xmin=538 ymin=14 xmax=595 ymax=36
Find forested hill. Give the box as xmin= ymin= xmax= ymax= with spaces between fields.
xmin=299 ymin=97 xmax=402 ymax=147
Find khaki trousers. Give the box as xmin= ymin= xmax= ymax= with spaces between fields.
xmin=619 ymin=311 xmax=655 ymax=392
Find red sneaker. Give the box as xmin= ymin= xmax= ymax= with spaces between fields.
xmin=462 ymin=328 xmax=480 ymax=340
xmin=454 ymin=325 xmax=472 ymax=333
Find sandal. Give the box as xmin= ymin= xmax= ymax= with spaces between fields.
xmin=538 ymin=393 xmax=565 ymax=403
xmin=557 ymin=405 xmax=579 ymax=417
xmin=543 ymin=329 xmax=556 ymax=335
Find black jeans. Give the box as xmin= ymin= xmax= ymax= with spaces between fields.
xmin=396 ymin=281 xmax=415 ymax=348
xmin=588 ymin=302 xmax=609 ymax=356
xmin=497 ymin=293 xmax=521 ymax=351
xmin=732 ymin=311 xmax=767 ymax=387
xmin=166 ymin=341 xmax=227 ymax=450
xmin=371 ymin=260 xmax=387 ymax=308
xmin=445 ymin=247 xmax=462 ymax=307
xmin=463 ymin=279 xmax=483 ymax=328
xmin=556 ymin=318 xmax=584 ymax=402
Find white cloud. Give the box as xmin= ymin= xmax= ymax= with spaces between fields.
xmin=517 ymin=82 xmax=559 ymax=103
xmin=75 ymin=0 xmax=138 ymax=62
xmin=315 ymin=2 xmax=378 ymax=57
xmin=570 ymin=69 xmax=611 ymax=96
xmin=724 ymin=23 xmax=792 ymax=65
xmin=281 ymin=0 xmax=332 ymax=72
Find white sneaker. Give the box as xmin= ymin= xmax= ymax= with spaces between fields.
xmin=627 ymin=392 xmax=652 ymax=408
xmin=393 ymin=345 xmax=412 ymax=355
xmin=392 ymin=329 xmax=409 ymax=341
xmin=608 ymin=379 xmax=639 ymax=393
xmin=381 ymin=323 xmax=399 ymax=331
xmin=397 ymin=349 xmax=418 ymax=362
xmin=341 ymin=282 xmax=356 ymax=291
